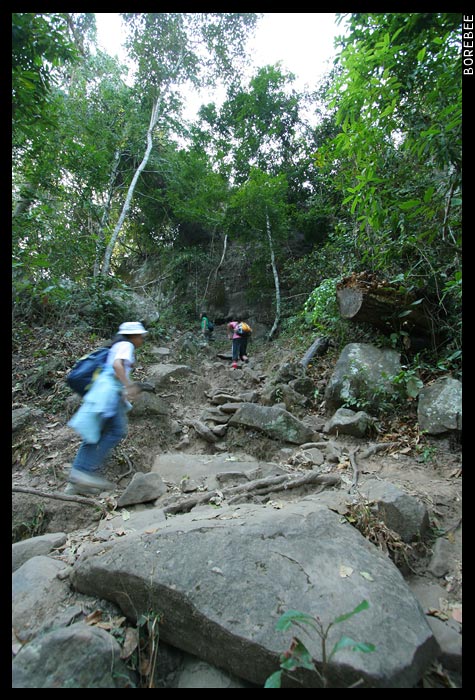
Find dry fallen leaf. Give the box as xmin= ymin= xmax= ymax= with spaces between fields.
xmin=360 ymin=571 xmax=374 ymax=581
xmin=97 ymin=615 xmax=126 ymax=630
xmin=114 ymin=528 xmax=128 ymax=536
xmin=85 ymin=610 xmax=103 ymax=625
xmin=427 ymin=607 xmax=449 ymax=621
xmin=120 ymin=627 xmax=139 ymax=660
xmin=339 ymin=564 xmax=354 ymax=578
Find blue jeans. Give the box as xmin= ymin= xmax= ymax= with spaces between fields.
xmin=232 ymin=337 xmax=248 ymax=361
xmin=71 ymin=403 xmax=128 ymax=474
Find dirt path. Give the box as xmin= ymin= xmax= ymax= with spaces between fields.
xmin=12 ymin=325 xmax=462 ymax=678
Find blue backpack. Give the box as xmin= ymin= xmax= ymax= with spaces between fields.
xmin=66 ymin=346 xmax=110 ymax=396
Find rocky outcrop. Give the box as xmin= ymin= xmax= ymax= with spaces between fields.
xmin=417 ymin=377 xmax=462 ymax=435
xmin=228 ymin=403 xmax=315 ymax=444
xmin=70 ymin=499 xmax=438 ymax=688
xmin=324 ymin=343 xmax=401 ymax=411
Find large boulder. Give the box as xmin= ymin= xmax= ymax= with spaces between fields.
xmin=417 ymin=377 xmax=462 ymax=434
xmin=325 ymin=343 xmax=401 ymax=411
xmin=228 ymin=403 xmax=315 ymax=444
xmin=71 ymin=499 xmax=438 ymax=688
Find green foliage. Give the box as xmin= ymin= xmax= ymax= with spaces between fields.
xmin=320 ymin=13 xmax=462 ymax=358
xmin=130 ymin=610 xmax=162 ymax=688
xmin=12 ymin=13 xmax=78 ymax=140
xmin=265 ymin=600 xmax=375 ymax=688
xmin=390 ymin=366 xmax=424 ymax=399
xmin=12 ymin=270 xmax=133 ymax=334
xmin=303 ymin=278 xmax=341 ymax=333
xmin=11 ymin=12 xmax=462 ymax=374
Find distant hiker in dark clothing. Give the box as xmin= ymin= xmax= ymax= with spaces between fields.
xmin=200 ymin=312 xmax=214 ymax=340
xmin=227 ymin=319 xmax=252 ymax=369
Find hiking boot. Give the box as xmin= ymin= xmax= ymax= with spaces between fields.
xmin=241 ymin=355 xmax=249 ymax=363
xmin=64 ymin=482 xmax=101 ymax=497
xmin=232 ymin=361 xmax=238 ymax=369
xmin=69 ymin=468 xmax=114 ymax=491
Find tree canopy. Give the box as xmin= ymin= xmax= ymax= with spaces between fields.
xmin=12 ymin=12 xmax=462 ymax=373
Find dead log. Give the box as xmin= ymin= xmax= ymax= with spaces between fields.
xmin=336 ymin=273 xmax=441 ymax=347
xmin=300 ymin=336 xmax=330 ymax=368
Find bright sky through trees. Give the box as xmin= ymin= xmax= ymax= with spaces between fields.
xmin=95 ymin=13 xmax=344 ymax=119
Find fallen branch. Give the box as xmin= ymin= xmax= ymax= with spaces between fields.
xmin=163 ymin=471 xmax=340 ymax=515
xmin=12 ymin=486 xmax=107 ymax=512
xmin=348 ymin=448 xmax=360 ymax=491
xmin=359 ymin=442 xmax=398 ymax=459
xmin=300 ymin=336 xmax=331 ymax=369
xmin=117 ymin=454 xmax=135 ymax=482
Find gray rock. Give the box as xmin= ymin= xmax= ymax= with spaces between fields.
xmin=12 ymin=407 xmax=44 ymax=432
xmin=12 ymin=556 xmax=72 ymax=642
xmin=325 ymin=343 xmax=401 ymax=411
xmin=417 ymin=377 xmax=462 ymax=434
xmin=176 ymin=653 xmax=255 ymax=688
xmin=361 ymin=479 xmax=429 ymax=542
xmin=325 ymin=407 xmax=372 ymax=438
xmin=117 ymin=472 xmax=167 ymax=507
xmin=428 ymin=537 xmax=454 ymax=578
xmin=12 ymin=622 xmax=136 ymax=688
xmin=12 ymin=532 xmax=67 ymax=572
xmin=71 ymin=500 xmax=438 ymax=688
xmin=229 ymin=403 xmax=315 ymax=444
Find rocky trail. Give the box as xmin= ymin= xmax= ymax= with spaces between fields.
xmin=12 ymin=324 xmax=462 ymax=688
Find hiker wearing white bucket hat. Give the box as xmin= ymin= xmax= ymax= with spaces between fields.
xmin=66 ymin=322 xmax=148 ymax=495
xmin=118 ymin=321 xmax=148 ymax=335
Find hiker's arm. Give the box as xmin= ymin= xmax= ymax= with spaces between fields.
xmin=113 ymin=358 xmax=139 ymax=398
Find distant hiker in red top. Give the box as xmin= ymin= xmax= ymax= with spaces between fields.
xmin=227 ymin=318 xmax=252 ymax=369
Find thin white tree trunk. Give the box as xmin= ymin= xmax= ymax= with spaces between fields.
xmin=100 ymin=99 xmax=161 ymax=277
xmin=201 ymin=232 xmax=228 ymax=309
xmin=266 ymin=209 xmax=281 ymax=341
xmin=94 ymin=149 xmax=121 ymax=277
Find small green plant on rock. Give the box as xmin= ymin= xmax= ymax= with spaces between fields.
xmin=265 ymin=600 xmax=375 ymax=688
xmin=137 ymin=610 xmax=162 ymax=688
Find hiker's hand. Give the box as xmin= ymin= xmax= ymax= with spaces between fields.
xmin=124 ymin=384 xmax=140 ymax=400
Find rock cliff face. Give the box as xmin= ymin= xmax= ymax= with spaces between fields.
xmin=204 ymin=241 xmax=274 ymax=324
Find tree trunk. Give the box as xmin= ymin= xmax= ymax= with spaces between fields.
xmin=94 ymin=149 xmax=121 ymax=278
xmin=100 ymin=100 xmax=161 ymax=277
xmin=201 ymin=231 xmax=227 ymax=310
xmin=336 ymin=273 xmax=440 ymax=347
xmin=13 ymin=182 xmax=37 ymax=218
xmin=266 ymin=210 xmax=281 ymax=341
xmin=300 ymin=336 xmax=330 ymax=369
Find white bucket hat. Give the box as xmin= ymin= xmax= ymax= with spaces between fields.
xmin=118 ymin=322 xmax=148 ymax=335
